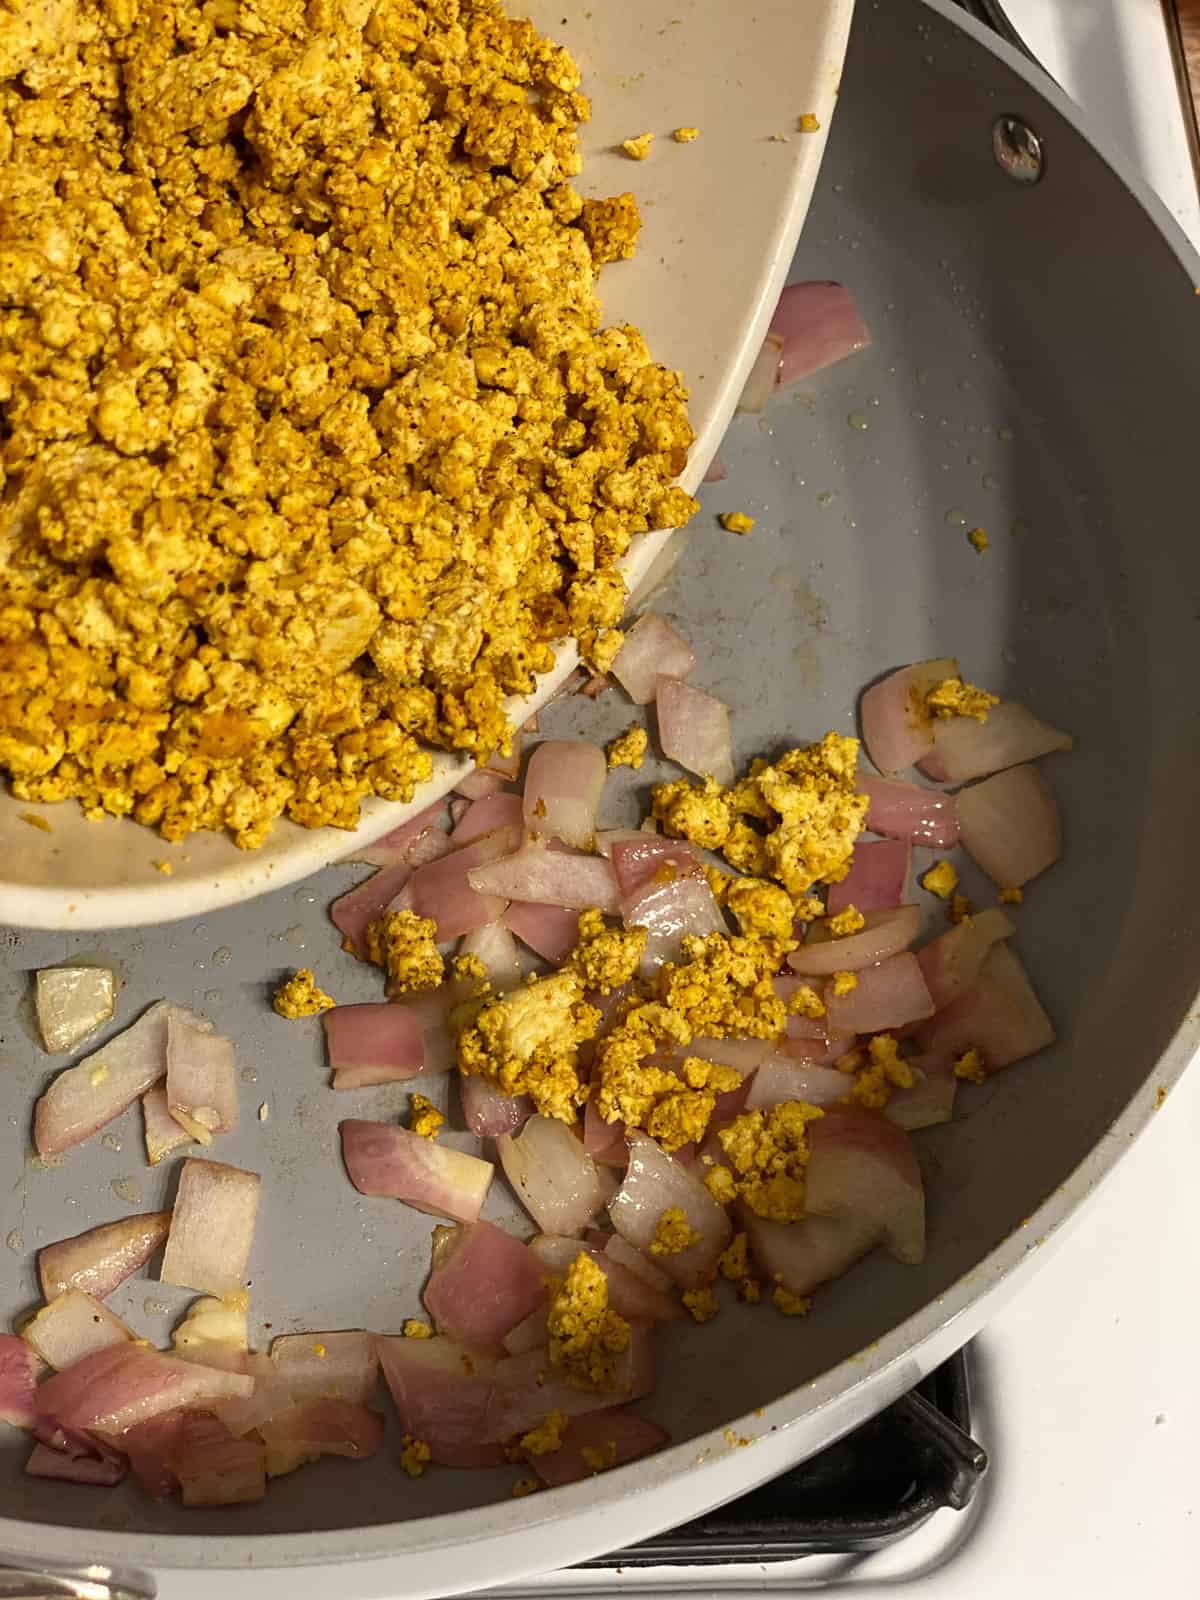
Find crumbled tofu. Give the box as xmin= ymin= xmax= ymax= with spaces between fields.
xmin=830 ymin=970 xmax=858 ymax=998
xmin=606 ymin=724 xmax=648 ymax=770
xmin=592 ymin=1007 xmax=738 ymax=1150
xmin=726 ymin=878 xmax=795 ymax=941
xmin=457 ymin=970 xmax=599 ymax=1124
xmin=403 ymin=1318 xmax=433 ymax=1340
xmin=273 ymin=969 xmax=335 ymax=1018
xmin=924 ymin=678 xmax=999 ymax=722
xmin=998 ymin=886 xmax=1024 ymax=905
xmin=517 ymin=1410 xmax=569 ymax=1456
xmin=704 ymin=1164 xmax=738 ymax=1206
xmin=787 ymin=983 xmax=826 ymax=1019
xmin=682 ymin=1286 xmax=719 ymax=1323
xmin=365 ymin=911 xmax=444 ymax=996
xmin=567 ymin=908 xmax=646 ymax=994
xmin=652 ymin=776 xmax=735 ymax=851
xmin=968 ymin=527 xmax=990 ymax=554
xmin=451 ymin=952 xmax=489 ymax=983
xmin=717 ymin=1101 xmax=824 ymax=1222
xmin=547 ymin=1253 xmax=631 ymax=1391
xmin=654 ymin=932 xmax=789 ymax=1041
xmin=717 ymin=1232 xmax=760 ymax=1300
xmin=408 ymin=1094 xmax=444 ymax=1140
xmin=20 ymin=812 xmax=51 ymax=833
xmin=954 ymin=1047 xmax=988 ymax=1084
xmin=650 ymin=1206 xmax=701 ymax=1257
xmin=799 ymin=113 xmax=822 ymax=132
xmin=580 ymin=193 xmax=643 ymax=262
xmin=400 ymin=1436 xmax=432 ymax=1478
xmin=772 ymin=1286 xmax=811 ymax=1316
xmin=948 ymin=893 xmax=974 ymax=924
xmin=581 ymin=1440 xmax=619 ymax=1473
xmin=826 ymin=906 xmax=865 ymax=937
xmin=922 ymin=860 xmax=960 ymax=899
xmin=844 ymin=1034 xmax=915 ymax=1110
xmin=719 ymin=512 xmax=755 ymax=535
xmin=621 ymin=132 xmax=654 ymax=160
xmin=512 ymin=1476 xmax=542 ymax=1497
xmin=673 ymin=126 xmax=701 ymax=142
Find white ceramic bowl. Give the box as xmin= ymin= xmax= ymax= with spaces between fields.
xmin=0 ymin=0 xmax=855 ymax=930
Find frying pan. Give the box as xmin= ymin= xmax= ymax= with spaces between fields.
xmin=4 ymin=1 xmax=1200 ymax=1596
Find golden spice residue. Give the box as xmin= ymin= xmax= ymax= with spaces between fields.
xmin=653 ymin=735 xmax=868 ymax=899
xmin=719 ymin=511 xmax=755 ymax=535
xmin=954 ymin=1047 xmax=987 ymax=1084
xmin=844 ymin=1034 xmax=915 ymax=1110
xmin=567 ymin=907 xmax=646 ymax=994
xmin=924 ymin=677 xmax=999 ymax=722
xmin=457 ymin=969 xmax=599 ymax=1124
xmin=998 ymin=886 xmax=1024 ymax=905
xmin=0 ymin=0 xmax=694 ymax=848
xmin=402 ymin=1317 xmax=433 ymax=1340
xmin=968 ymin=527 xmax=990 ymax=555
xmin=949 ymin=893 xmax=974 ymax=925
xmin=605 ymin=724 xmax=648 ymax=771
xmin=407 ymin=1093 xmax=444 ymax=1139
xmin=517 ymin=1409 xmax=569 ymax=1457
xmin=512 ymin=1475 xmax=542 ymax=1497
xmin=772 ymin=1285 xmax=811 ymax=1316
xmin=922 ymin=860 xmax=960 ymax=900
xmin=717 ymin=1101 xmax=823 ymax=1222
xmin=717 ymin=1231 xmax=760 ymax=1300
xmin=547 ymin=1252 xmax=630 ymax=1391
xmin=272 ymin=968 xmax=334 ymax=1018
xmin=400 ymin=1435 xmax=432 ymax=1479
xmin=365 ymin=910 xmax=444 ymax=996
xmin=649 ymin=1205 xmax=701 ymax=1257
xmin=682 ymin=1285 xmax=719 ymax=1323
xmin=830 ymin=970 xmax=857 ymax=997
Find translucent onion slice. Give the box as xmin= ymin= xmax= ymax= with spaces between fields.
xmin=497 ymin=1116 xmax=607 ymax=1237
xmin=159 ymin=1158 xmax=262 ymax=1298
xmin=23 ymin=1290 xmax=134 ymax=1371
xmin=38 ymin=1210 xmax=172 ymax=1302
xmin=35 ymin=966 xmax=114 ymax=1055
xmin=523 ymin=740 xmax=607 ymax=849
xmin=610 ymin=612 xmax=697 ymax=705
xmin=340 ymin=1119 xmax=492 ymax=1224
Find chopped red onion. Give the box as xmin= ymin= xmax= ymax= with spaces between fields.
xmin=919 ymin=700 xmax=1073 ymax=784
xmin=38 ymin=1210 xmax=171 ymax=1303
xmin=460 ymin=1075 xmax=533 ymax=1139
xmin=400 ymin=826 xmax=522 ymax=938
xmin=824 ymin=952 xmax=936 ymax=1033
xmin=770 ymin=281 xmax=871 ymax=388
xmin=532 ymin=1407 xmax=669 ymax=1486
xmin=859 ymin=659 xmax=956 ymax=776
xmin=143 ymin=1085 xmax=192 ymax=1166
xmin=347 ymin=800 xmax=448 ymax=869
xmin=735 ymin=330 xmax=784 ymax=414
xmin=453 ymin=770 xmax=504 ymax=802
xmin=610 ymin=612 xmax=696 ymax=705
xmin=376 ymin=1335 xmax=507 ymax=1467
xmin=166 ymin=1014 xmax=237 ymax=1144
xmin=523 ymin=740 xmax=607 ymax=849
xmin=118 ymin=1412 xmax=187 ymax=1499
xmin=38 ymin=1344 xmax=251 ymax=1436
xmin=423 ymin=1221 xmax=546 ymax=1348
xmin=489 ymin=1328 xmax=656 ymax=1439
xmin=458 ymin=921 xmax=522 ymax=990
xmin=789 ymin=905 xmax=921 ymax=976
xmin=702 ymin=455 xmax=728 ymax=484
xmin=911 ymin=942 xmax=1055 ymax=1076
xmin=741 ymin=1207 xmax=882 ymax=1297
xmin=497 ymin=1115 xmax=607 ymax=1236
xmin=159 ymin=1158 xmax=262 ymax=1298
xmin=258 ymin=1399 xmax=384 ymax=1472
xmin=527 ymin=1235 xmax=681 ymax=1323
xmin=503 ymin=899 xmax=582 ymax=963
xmin=171 ymin=1412 xmax=266 ymax=1507
xmin=957 ymin=763 xmax=1062 ymax=889
xmin=0 ymin=1334 xmax=40 ymax=1429
xmin=340 ymin=1119 xmax=493 ymax=1224
xmin=885 ymin=1067 xmax=958 ymax=1131
xmin=502 ymin=1306 xmax=549 ymax=1356
xmin=451 ymin=791 xmax=524 ymax=847
xmin=584 ymin=1099 xmax=629 ymax=1167
xmin=655 ymin=675 xmax=734 ymax=786
xmin=916 ymin=907 xmax=1015 ymax=1010
xmin=269 ymin=1331 xmax=379 ymax=1407
xmin=827 ymin=839 xmax=912 ymax=915
xmin=611 ymin=836 xmax=726 ymax=972
xmin=859 ymin=774 xmax=960 ymax=849
xmin=23 ymin=1290 xmax=133 ymax=1371
xmin=745 ymin=1055 xmax=851 ymax=1110
xmin=779 ymin=1025 xmax=856 ymax=1067
xmin=323 ymin=1003 xmax=426 ymax=1092
xmin=449 ymin=798 xmax=469 ymax=826
xmin=33 ymin=1000 xmax=208 ymax=1159
xmin=595 ymin=828 xmax=650 ymax=858
xmin=25 ymin=1422 xmax=127 ymax=1487
xmin=331 ymin=862 xmax=413 ymax=959
xmin=35 ymin=966 xmax=114 ymax=1055
xmin=603 ymin=1234 xmax=674 ymax=1294
xmin=469 ymin=842 xmax=620 ymax=915
xmin=609 ymin=1132 xmax=732 ymax=1289
xmin=485 ymin=732 xmax=524 ymax=782
xmin=805 ymin=1108 xmax=925 ymax=1265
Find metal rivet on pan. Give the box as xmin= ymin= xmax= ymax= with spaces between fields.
xmin=992 ymin=115 xmax=1043 ymax=184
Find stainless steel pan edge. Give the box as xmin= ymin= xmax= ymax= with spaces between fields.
xmin=3 ymin=1 xmax=1199 ymax=1592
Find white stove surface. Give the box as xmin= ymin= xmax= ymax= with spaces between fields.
xmin=496 ymin=8 xmax=1200 ymax=1597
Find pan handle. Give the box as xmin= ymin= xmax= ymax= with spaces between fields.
xmin=891 ymin=1388 xmax=989 ymax=1512
xmin=0 ymin=1560 xmax=155 ymax=1599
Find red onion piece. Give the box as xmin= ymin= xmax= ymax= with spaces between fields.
xmin=502 ymin=1307 xmax=549 ymax=1356
xmin=38 ymin=1211 xmax=171 ymax=1303
xmin=610 ymin=612 xmax=696 ymax=706
xmin=497 ymin=1116 xmax=607 ymax=1236
xmin=919 ymin=700 xmax=1073 ymax=784
xmin=859 ymin=659 xmax=956 ymax=777
xmin=523 ymin=740 xmax=607 ymax=849
xmin=26 ymin=1424 xmax=127 ymax=1487
xmin=451 ymin=792 xmax=524 ymax=847
xmin=469 ymin=843 xmax=620 ymax=914
xmin=399 ymin=827 xmax=521 ymax=940
xmin=423 ymin=1221 xmax=547 ymax=1348
xmin=957 ymin=764 xmax=1062 ymax=889
xmin=527 ymin=1235 xmax=681 ymax=1323
xmin=118 ymin=1412 xmax=187 ymax=1498
xmin=0 ymin=1335 xmax=39 ymax=1429
xmin=349 ymin=800 xmax=448 ymax=869
xmin=736 ymin=330 xmax=784 ymax=414
xmin=143 ymin=1085 xmax=192 ymax=1166
xmin=269 ymin=1331 xmax=379 ymax=1407
xmin=331 ymin=863 xmax=413 ymax=958
xmin=24 ymin=1291 xmax=134 ymax=1370
xmin=258 ymin=1399 xmax=384 ymax=1470
xmin=824 ymin=952 xmax=936 ymax=1033
xmin=805 ymin=1108 xmax=925 ymax=1264
xmin=584 ymin=1099 xmax=628 ymax=1167
xmin=655 ymin=675 xmax=734 ymax=786
xmin=770 ymin=281 xmax=871 ymax=388
xmin=689 ymin=1036 xmax=773 ymax=1076
xmin=490 ymin=1328 xmax=656 ymax=1440
xmin=859 ymin=774 xmax=960 ymax=849
xmin=33 ymin=1000 xmax=208 ymax=1159
xmin=827 ymin=839 xmax=912 ymax=915
xmin=160 ymin=1158 xmax=261 ymax=1297
xmin=340 ymin=1119 xmax=493 ymax=1223
xmin=603 ymin=1234 xmax=674 ymax=1293
xmin=171 ymin=1412 xmax=266 ymax=1507
xmin=458 ymin=921 xmax=522 ymax=990
xmin=449 ymin=798 xmax=469 ymax=826
xmin=741 ymin=1207 xmax=882 ymax=1297
xmin=885 ymin=1067 xmax=958 ymax=1130
xmin=788 ymin=905 xmax=921 ymax=976
xmin=453 ymin=770 xmax=504 ymax=801
xmin=323 ymin=1003 xmax=426 ymax=1092
xmin=503 ymin=899 xmax=582 ymax=963
xmin=532 ymin=1407 xmax=670 ymax=1487
xmin=911 ymin=943 xmax=1055 ymax=1076
xmin=702 ymin=455 xmax=728 ymax=484
xmin=486 ymin=731 xmax=524 ymax=781
xmin=745 ymin=1055 xmax=851 ymax=1110
xmin=166 ymin=1014 xmax=237 ymax=1144
xmin=460 ymin=1075 xmax=533 ymax=1139
xmin=916 ymin=907 xmax=1015 ymax=1010
xmin=611 ymin=836 xmax=726 ymax=972
xmin=39 ymin=1345 xmax=251 ymax=1436
xmin=391 ymin=982 xmax=474 ymax=1076
xmin=779 ymin=1027 xmax=856 ymax=1067
xmin=376 ymin=1336 xmax=507 ymax=1467
xmin=609 ymin=1132 xmax=732 ymax=1289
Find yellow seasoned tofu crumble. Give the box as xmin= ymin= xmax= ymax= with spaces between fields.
xmin=0 ymin=0 xmax=695 ymax=847
xmin=272 ymin=967 xmax=335 ymax=1018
